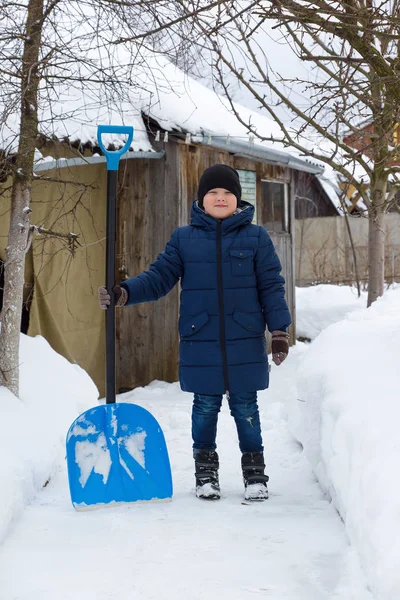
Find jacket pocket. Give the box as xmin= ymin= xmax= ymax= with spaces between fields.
xmin=180 ymin=311 xmax=209 ymax=339
xmin=230 ymin=249 xmax=254 ymax=276
xmin=233 ymin=309 xmax=265 ymax=335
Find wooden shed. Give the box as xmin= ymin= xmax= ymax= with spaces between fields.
xmin=1 ymin=127 xmax=325 ymax=396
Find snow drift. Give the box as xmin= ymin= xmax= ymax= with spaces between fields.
xmin=290 ymin=287 xmax=400 ymax=600
xmin=0 ymin=334 xmax=97 ymax=543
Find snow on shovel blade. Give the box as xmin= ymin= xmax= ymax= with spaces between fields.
xmin=66 ymin=403 xmax=173 ymax=510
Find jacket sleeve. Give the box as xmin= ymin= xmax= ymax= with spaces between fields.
xmin=255 ymin=226 xmax=292 ymax=332
xmin=120 ymin=229 xmax=183 ymax=306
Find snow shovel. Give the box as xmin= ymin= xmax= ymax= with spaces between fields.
xmin=66 ymin=125 xmax=173 ymax=510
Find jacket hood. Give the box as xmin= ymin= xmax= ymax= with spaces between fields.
xmin=190 ymin=200 xmax=255 ymax=233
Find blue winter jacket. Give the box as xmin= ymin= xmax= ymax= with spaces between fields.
xmin=120 ymin=201 xmax=291 ymax=395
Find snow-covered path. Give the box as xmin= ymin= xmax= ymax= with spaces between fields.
xmin=0 ymin=348 xmax=373 ymax=600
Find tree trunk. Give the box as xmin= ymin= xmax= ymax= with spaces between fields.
xmin=367 ymin=176 xmax=386 ymax=307
xmin=0 ymin=0 xmax=43 ymax=396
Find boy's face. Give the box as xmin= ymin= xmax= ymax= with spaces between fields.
xmin=203 ymin=188 xmax=237 ymax=219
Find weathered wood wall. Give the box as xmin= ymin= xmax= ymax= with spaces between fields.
xmin=116 ymin=148 xmax=180 ymax=392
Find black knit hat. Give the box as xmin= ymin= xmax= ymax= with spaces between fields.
xmin=197 ymin=164 xmax=242 ymax=208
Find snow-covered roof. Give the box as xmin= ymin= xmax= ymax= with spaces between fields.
xmin=1 ymin=55 xmax=322 ymax=175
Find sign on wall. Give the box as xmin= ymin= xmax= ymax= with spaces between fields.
xmin=237 ymin=170 xmax=257 ymax=223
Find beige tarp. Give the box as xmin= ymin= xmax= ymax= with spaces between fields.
xmin=1 ymin=162 xmax=108 ymax=396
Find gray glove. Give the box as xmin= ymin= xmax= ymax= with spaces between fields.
xmin=271 ymin=330 xmax=290 ymax=366
xmin=98 ymin=285 xmax=128 ymax=310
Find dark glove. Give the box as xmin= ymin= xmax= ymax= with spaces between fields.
xmin=98 ymin=285 xmax=128 ymax=310
xmin=271 ymin=330 xmax=290 ymax=366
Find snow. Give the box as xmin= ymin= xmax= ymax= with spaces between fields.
xmin=1 ymin=284 xmax=400 ymax=598
xmin=196 ymin=481 xmax=219 ymax=498
xmin=68 ymin=412 xmax=148 ymax=488
xmin=0 ymin=334 xmax=97 ymax=543
xmin=75 ymin=435 xmax=112 ymax=487
xmin=139 ymin=58 xmax=285 ymax=146
xmin=244 ymin=481 xmax=268 ymax=501
xmin=0 ymin=53 xmax=316 ymax=173
xmin=296 ymin=284 xmax=368 ymax=339
xmin=289 ymin=286 xmax=400 ymax=600
xmin=0 ymin=371 xmax=372 ymax=599
xmin=122 ymin=430 xmax=147 ymax=469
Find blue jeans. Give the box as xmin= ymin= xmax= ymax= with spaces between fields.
xmin=192 ymin=391 xmax=263 ymax=454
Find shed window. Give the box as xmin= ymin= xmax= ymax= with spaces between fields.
xmin=261 ymin=181 xmax=289 ymax=233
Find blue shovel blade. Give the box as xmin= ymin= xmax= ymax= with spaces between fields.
xmin=66 ymin=403 xmax=173 ymax=510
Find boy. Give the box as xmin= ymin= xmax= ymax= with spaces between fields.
xmin=99 ymin=164 xmax=291 ymax=502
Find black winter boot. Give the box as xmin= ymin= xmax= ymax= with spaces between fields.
xmin=194 ymin=450 xmax=220 ymax=500
xmin=241 ymin=452 xmax=269 ymax=501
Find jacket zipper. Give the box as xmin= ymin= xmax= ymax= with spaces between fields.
xmin=216 ymin=220 xmax=229 ymax=393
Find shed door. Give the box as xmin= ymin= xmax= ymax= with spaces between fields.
xmin=260 ymin=180 xmax=294 ymax=343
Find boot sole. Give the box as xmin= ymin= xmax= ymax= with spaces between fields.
xmin=197 ymin=495 xmax=221 ymax=501
xmin=242 ymin=497 xmax=268 ymax=504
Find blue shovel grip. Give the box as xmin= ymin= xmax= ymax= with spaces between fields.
xmin=97 ymin=125 xmax=134 ymax=171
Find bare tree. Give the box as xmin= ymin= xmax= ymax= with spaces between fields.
xmin=0 ymin=0 xmax=43 ymax=396
xmin=161 ymin=0 xmax=400 ymax=307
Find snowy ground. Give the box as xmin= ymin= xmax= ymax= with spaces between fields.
xmin=0 ymin=374 xmax=373 ymax=600
xmin=0 ymin=365 xmax=372 ymax=597
xmin=2 ymin=284 xmax=399 ymax=599
xmin=292 ymin=286 xmax=400 ymax=600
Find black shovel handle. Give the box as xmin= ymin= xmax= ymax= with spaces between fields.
xmin=97 ymin=125 xmax=134 ymax=404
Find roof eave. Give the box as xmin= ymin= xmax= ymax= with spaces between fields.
xmin=192 ymin=136 xmax=324 ymax=175
xmin=33 ymin=150 xmax=165 ymax=172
